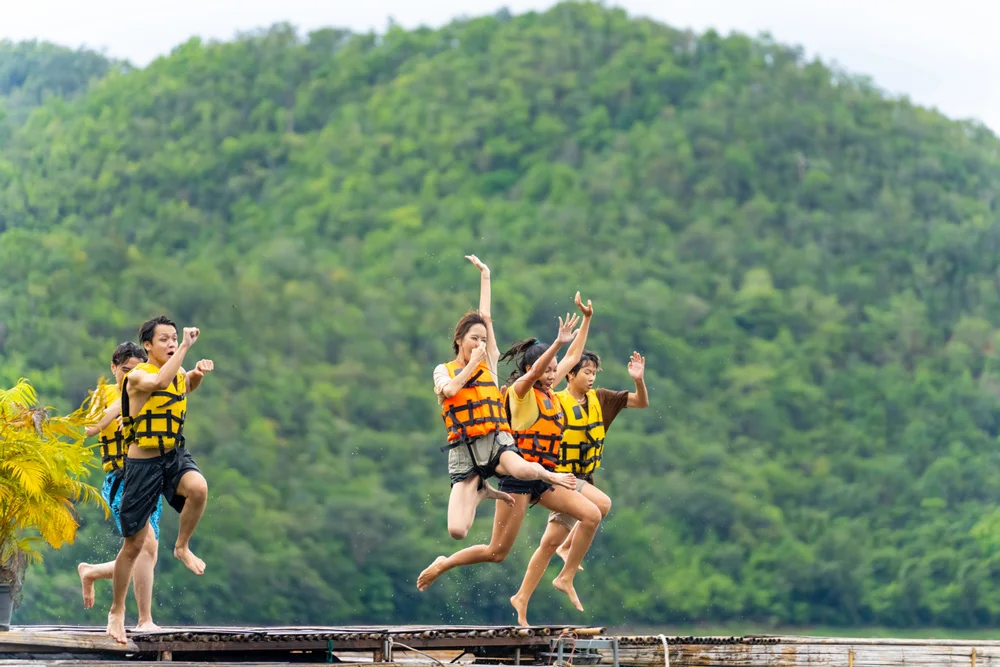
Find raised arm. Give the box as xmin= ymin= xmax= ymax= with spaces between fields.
xmin=186 ymin=359 xmax=214 ymax=394
xmin=512 ymin=314 xmax=580 ymax=399
xmin=555 ymin=292 xmax=593 ymax=385
xmin=466 ymin=254 xmax=500 ymax=364
xmin=85 ymin=399 xmax=122 ymax=438
xmin=626 ymin=352 xmax=649 ymax=408
xmin=127 ymin=327 xmax=198 ymax=395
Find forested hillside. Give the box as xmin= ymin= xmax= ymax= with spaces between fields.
xmin=3 ymin=2 xmax=1000 ymax=629
xmin=0 ymin=40 xmax=117 ymax=141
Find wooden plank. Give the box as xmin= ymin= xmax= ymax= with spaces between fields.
xmin=0 ymin=630 xmax=137 ymax=652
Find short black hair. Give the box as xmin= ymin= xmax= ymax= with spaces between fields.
xmin=138 ymin=316 xmax=177 ymax=346
xmin=111 ymin=341 xmax=148 ymax=366
xmin=569 ymin=350 xmax=602 ymax=376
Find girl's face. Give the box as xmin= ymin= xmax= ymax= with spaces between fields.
xmin=458 ymin=324 xmax=488 ymax=362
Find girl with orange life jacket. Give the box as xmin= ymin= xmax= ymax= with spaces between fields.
xmin=419 ymin=297 xmax=601 ymax=618
xmin=510 ymin=347 xmax=650 ymax=627
xmin=433 ymin=255 xmax=578 ymax=542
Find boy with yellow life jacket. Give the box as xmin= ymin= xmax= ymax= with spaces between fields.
xmin=106 ymin=316 xmax=214 ymax=644
xmin=510 ymin=348 xmax=649 ymax=626
xmin=77 ymin=342 xmax=163 ymax=632
xmin=419 ymin=297 xmax=601 ymax=617
xmin=432 ymin=255 xmax=577 ymax=542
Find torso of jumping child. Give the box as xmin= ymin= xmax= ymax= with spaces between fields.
xmin=124 ymin=362 xmax=188 ymax=459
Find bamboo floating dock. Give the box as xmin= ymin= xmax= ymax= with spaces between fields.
xmin=0 ymin=626 xmax=993 ymax=666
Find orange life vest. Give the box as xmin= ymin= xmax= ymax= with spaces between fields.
xmin=440 ymin=360 xmax=511 ymax=444
xmin=504 ymin=385 xmax=566 ymax=469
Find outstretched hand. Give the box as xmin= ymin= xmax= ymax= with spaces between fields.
xmin=574 ymin=291 xmax=593 ymax=317
xmin=627 ymin=352 xmax=645 ymax=380
xmin=465 ymin=254 xmax=490 ymax=278
xmin=556 ymin=313 xmax=581 ymax=345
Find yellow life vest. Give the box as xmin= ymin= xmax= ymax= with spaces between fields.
xmin=97 ymin=383 xmax=126 ymax=473
xmin=503 ymin=385 xmax=566 ymax=469
xmin=121 ymin=362 xmax=187 ymax=453
xmin=555 ymin=389 xmax=606 ymax=475
xmin=441 ymin=360 xmax=511 ymax=444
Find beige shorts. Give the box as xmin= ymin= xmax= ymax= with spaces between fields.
xmin=447 ymin=430 xmax=517 ymax=485
xmin=548 ymin=477 xmax=589 ymax=530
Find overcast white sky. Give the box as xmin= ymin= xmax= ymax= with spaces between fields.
xmin=3 ymin=0 xmax=998 ymax=132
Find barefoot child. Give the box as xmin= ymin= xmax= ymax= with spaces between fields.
xmin=433 ymin=255 xmax=577 ymax=540
xmin=510 ymin=350 xmax=649 ymax=626
xmin=78 ymin=341 xmax=163 ymax=631
xmin=418 ymin=300 xmax=596 ymax=602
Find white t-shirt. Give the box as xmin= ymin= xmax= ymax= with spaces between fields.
xmin=433 ymin=354 xmax=501 ymax=405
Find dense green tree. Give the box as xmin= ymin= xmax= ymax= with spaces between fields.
xmin=1 ymin=1 xmax=1000 ymax=629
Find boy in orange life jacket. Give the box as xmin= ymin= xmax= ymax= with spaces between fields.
xmin=418 ymin=301 xmax=601 ymax=614
xmin=510 ymin=349 xmax=649 ymax=626
xmin=433 ymin=255 xmax=577 ymax=542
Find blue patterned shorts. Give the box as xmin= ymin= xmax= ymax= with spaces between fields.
xmin=102 ymin=470 xmax=161 ymax=541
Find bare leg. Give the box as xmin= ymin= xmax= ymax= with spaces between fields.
xmin=133 ymin=531 xmax=160 ymax=631
xmin=556 ymin=525 xmax=578 ymax=570
xmin=510 ymin=521 xmax=571 ymax=626
xmin=173 ymin=471 xmax=208 ymax=575
xmin=557 ymin=484 xmax=611 ymax=570
xmin=107 ymin=523 xmax=149 ymax=643
xmin=447 ymin=475 xmax=514 ymax=541
xmin=496 ymin=451 xmax=577 ymax=490
xmin=536 ymin=488 xmax=602 ymax=612
xmin=78 ymin=561 xmax=115 ymax=608
xmin=417 ymin=496 xmax=529 ymax=591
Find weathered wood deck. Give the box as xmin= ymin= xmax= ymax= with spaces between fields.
xmin=0 ymin=626 xmax=992 ymax=666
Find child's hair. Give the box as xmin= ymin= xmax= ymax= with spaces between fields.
xmin=499 ymin=338 xmax=548 ymax=385
xmin=569 ymin=350 xmax=601 ymax=376
xmin=111 ymin=341 xmax=148 ymax=366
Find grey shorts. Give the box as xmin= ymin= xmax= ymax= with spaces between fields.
xmin=548 ymin=477 xmax=589 ymax=530
xmin=448 ymin=430 xmax=518 ymax=485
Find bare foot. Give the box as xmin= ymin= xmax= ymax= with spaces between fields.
xmin=173 ymin=546 xmax=206 ymax=575
xmin=553 ymin=575 xmax=584 ymax=612
xmin=417 ymin=556 xmax=448 ymax=591
xmin=481 ymin=482 xmax=515 ymax=507
xmin=78 ymin=563 xmax=96 ymax=608
xmin=134 ymin=620 xmax=161 ymax=633
xmin=107 ymin=609 xmax=128 ymax=644
xmin=510 ymin=594 xmax=530 ymax=627
xmin=545 ymin=472 xmax=578 ymax=490
xmin=555 ymin=544 xmax=583 ymax=571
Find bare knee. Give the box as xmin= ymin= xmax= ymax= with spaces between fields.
xmin=183 ymin=475 xmax=208 ymax=503
xmin=578 ymin=505 xmax=602 ymax=529
xmin=142 ymin=536 xmax=159 ymax=561
xmin=597 ymin=496 xmax=612 ymax=518
xmin=539 ymin=532 xmax=564 ymax=553
xmin=487 ymin=546 xmax=511 ymax=563
xmin=448 ymin=526 xmax=469 ymax=541
xmin=120 ymin=537 xmax=144 ymax=560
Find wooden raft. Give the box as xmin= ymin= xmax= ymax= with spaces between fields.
xmin=0 ymin=627 xmax=995 ymax=666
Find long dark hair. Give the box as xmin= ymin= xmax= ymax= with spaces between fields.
xmin=499 ymin=338 xmax=548 ymax=385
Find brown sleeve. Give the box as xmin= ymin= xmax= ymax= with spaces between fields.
xmin=596 ymin=388 xmax=630 ymax=431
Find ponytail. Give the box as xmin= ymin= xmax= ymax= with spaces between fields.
xmin=500 ymin=338 xmax=547 ymax=385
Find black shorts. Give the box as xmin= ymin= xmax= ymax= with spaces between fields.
xmin=118 ymin=448 xmax=201 ymax=538
xmin=497 ymin=476 xmax=553 ymax=505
